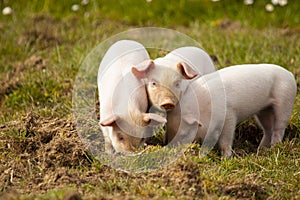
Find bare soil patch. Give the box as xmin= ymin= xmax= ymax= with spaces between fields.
xmin=0 ymin=112 xmax=206 ymax=198
xmin=0 ymin=112 xmax=93 ymax=194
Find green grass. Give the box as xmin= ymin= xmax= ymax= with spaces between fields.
xmin=0 ymin=0 xmax=300 ymax=199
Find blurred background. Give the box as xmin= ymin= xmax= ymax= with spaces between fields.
xmin=1 ymin=0 xmax=299 ymax=118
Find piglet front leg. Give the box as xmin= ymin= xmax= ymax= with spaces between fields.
xmin=218 ymin=116 xmax=237 ymax=158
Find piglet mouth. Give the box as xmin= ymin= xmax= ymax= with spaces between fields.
xmin=160 ymin=99 xmax=176 ymax=112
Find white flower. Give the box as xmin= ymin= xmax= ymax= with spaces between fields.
xmin=81 ymin=0 xmax=89 ymax=6
xmin=279 ymin=0 xmax=288 ymax=6
xmin=271 ymin=0 xmax=279 ymax=5
xmin=71 ymin=4 xmax=80 ymax=12
xmin=146 ymin=0 xmax=152 ymax=2
xmin=244 ymin=0 xmax=254 ymax=5
xmin=265 ymin=3 xmax=274 ymax=12
xmin=211 ymin=0 xmax=220 ymax=2
xmin=2 ymin=6 xmax=12 ymax=15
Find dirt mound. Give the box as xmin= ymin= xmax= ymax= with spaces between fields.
xmin=0 ymin=112 xmax=206 ymax=198
xmin=0 ymin=112 xmax=94 ymax=194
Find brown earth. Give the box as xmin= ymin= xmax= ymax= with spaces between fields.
xmin=0 ymin=112 xmax=205 ymax=199
xmin=0 ymin=111 xmax=275 ymax=199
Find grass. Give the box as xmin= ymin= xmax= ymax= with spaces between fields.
xmin=0 ymin=0 xmax=300 ymax=199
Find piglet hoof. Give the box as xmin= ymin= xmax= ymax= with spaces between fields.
xmin=256 ymin=146 xmax=270 ymax=156
xmin=199 ymin=147 xmax=210 ymax=158
xmin=221 ymin=149 xmax=232 ymax=158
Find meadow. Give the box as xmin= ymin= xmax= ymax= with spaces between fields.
xmin=0 ymin=0 xmax=299 ymax=199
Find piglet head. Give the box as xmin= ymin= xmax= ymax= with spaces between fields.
xmin=100 ymin=113 xmax=166 ymax=154
xmin=132 ymin=60 xmax=198 ymax=112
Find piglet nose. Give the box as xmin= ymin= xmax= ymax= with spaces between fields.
xmin=160 ymin=99 xmax=175 ymax=111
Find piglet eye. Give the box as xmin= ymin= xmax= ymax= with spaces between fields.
xmin=117 ymin=132 xmax=124 ymax=141
xmin=175 ymin=81 xmax=180 ymax=88
xmin=151 ymin=81 xmax=157 ymax=87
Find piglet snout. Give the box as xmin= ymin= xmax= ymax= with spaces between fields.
xmin=160 ymin=99 xmax=175 ymax=111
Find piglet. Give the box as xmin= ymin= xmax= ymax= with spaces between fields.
xmin=98 ymin=40 xmax=166 ymax=154
xmin=132 ymin=46 xmax=215 ymax=145
xmin=168 ymin=64 xmax=297 ymax=157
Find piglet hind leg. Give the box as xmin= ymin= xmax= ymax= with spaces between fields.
xmin=271 ymin=104 xmax=293 ymax=146
xmin=271 ymin=73 xmax=297 ymax=145
xmin=255 ymin=106 xmax=274 ymax=148
xmin=271 ymin=84 xmax=296 ymax=145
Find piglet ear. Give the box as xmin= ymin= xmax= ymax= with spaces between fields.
xmin=131 ymin=60 xmax=155 ymax=79
xmin=183 ymin=115 xmax=202 ymax=126
xmin=142 ymin=113 xmax=167 ymax=126
xmin=100 ymin=115 xmax=119 ymax=127
xmin=177 ymin=62 xmax=198 ymax=79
